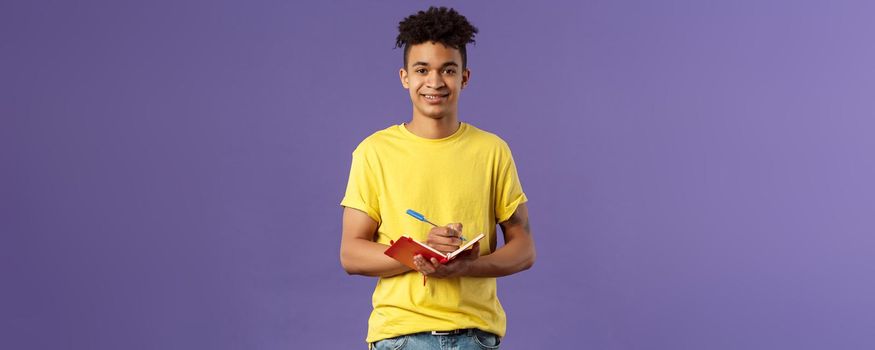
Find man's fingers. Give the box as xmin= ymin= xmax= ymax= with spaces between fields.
xmin=427 ymin=234 xmax=462 ymax=247
xmin=414 ymin=255 xmax=435 ymax=274
xmin=429 ymin=227 xmax=457 ymax=239
xmin=428 ymin=240 xmax=461 ymax=251
xmin=413 ymin=254 xmax=457 ymax=277
xmin=436 ymin=227 xmax=460 ymax=238
xmin=447 ymin=222 xmax=463 ymax=234
xmin=432 ymin=224 xmax=463 ymax=238
xmin=426 ymin=224 xmax=465 ymax=253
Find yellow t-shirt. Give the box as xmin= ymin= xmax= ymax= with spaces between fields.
xmin=341 ymin=122 xmax=527 ymax=343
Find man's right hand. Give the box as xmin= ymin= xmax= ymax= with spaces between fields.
xmin=426 ymin=223 xmax=464 ymax=254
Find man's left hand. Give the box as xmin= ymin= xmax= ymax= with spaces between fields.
xmin=413 ymin=242 xmax=480 ymax=278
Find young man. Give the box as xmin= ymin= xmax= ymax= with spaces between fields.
xmin=340 ymin=7 xmax=535 ymax=349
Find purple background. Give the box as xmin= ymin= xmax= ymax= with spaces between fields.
xmin=4 ymin=0 xmax=874 ymax=349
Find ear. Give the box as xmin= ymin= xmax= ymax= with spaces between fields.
xmin=461 ymin=68 xmax=471 ymax=89
xmin=399 ymin=68 xmax=409 ymax=89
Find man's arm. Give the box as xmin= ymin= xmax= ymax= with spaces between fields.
xmin=465 ymin=202 xmax=536 ymax=277
xmin=339 ymin=207 xmax=412 ymax=277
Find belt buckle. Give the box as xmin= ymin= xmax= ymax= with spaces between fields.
xmin=430 ymin=330 xmax=458 ymax=336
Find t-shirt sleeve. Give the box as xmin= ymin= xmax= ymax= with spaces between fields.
xmin=495 ymin=144 xmax=528 ymax=223
xmin=340 ymin=146 xmax=381 ymax=224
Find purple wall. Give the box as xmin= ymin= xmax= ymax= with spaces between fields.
xmin=4 ymin=0 xmax=874 ymax=349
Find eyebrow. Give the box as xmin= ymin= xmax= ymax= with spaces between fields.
xmin=411 ymin=61 xmax=459 ymax=68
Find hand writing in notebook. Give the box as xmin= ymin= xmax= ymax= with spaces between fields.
xmin=426 ymin=222 xmax=466 ymax=254
xmin=413 ymin=241 xmax=481 ymax=278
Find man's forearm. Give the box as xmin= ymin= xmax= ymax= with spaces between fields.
xmin=465 ymin=235 xmax=535 ymax=277
xmin=340 ymin=238 xmax=412 ymax=277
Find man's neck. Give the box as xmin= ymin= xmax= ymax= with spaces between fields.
xmin=405 ymin=115 xmax=460 ymax=139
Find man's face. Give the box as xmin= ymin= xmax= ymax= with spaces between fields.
xmin=399 ymin=41 xmax=470 ymax=120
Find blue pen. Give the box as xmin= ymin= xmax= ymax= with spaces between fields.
xmin=405 ymin=209 xmax=467 ymax=241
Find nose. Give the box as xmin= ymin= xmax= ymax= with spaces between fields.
xmin=425 ymin=70 xmax=445 ymax=89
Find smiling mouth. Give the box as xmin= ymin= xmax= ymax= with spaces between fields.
xmin=421 ymin=94 xmax=449 ymax=101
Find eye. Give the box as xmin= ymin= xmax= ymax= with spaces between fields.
xmin=416 ymin=68 xmax=427 ymax=74
xmin=444 ymin=69 xmax=456 ymax=75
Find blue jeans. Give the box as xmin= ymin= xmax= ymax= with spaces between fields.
xmin=371 ymin=329 xmax=500 ymax=350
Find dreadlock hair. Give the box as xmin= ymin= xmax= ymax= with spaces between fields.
xmin=395 ymin=7 xmax=479 ymax=70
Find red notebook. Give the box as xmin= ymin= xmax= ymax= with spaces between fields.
xmin=384 ymin=233 xmax=485 ymax=270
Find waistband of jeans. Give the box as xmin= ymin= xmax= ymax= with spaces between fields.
xmin=426 ymin=328 xmax=479 ymax=336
